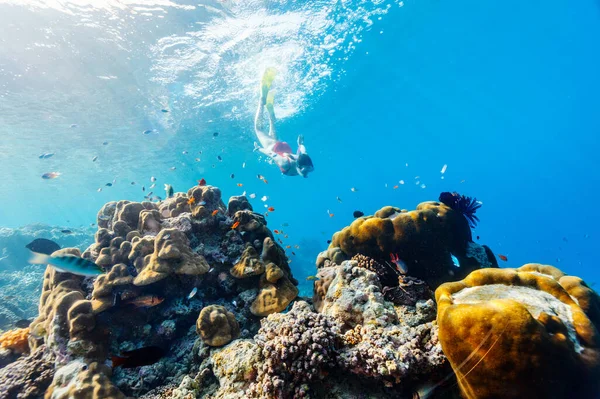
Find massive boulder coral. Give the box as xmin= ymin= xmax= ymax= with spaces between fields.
xmin=45 ymin=360 xmax=124 ymax=399
xmin=0 ymin=346 xmax=55 ymax=398
xmin=196 ymin=305 xmax=240 ymax=347
xmin=317 ymin=202 xmax=497 ymax=287
xmin=436 ymin=264 xmax=600 ymax=399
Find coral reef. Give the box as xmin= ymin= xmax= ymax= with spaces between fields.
xmin=0 ymin=327 xmax=30 ymax=355
xmin=249 ymin=301 xmax=340 ymax=398
xmin=317 ymin=202 xmax=497 ymax=287
xmin=436 ymin=264 xmax=600 ymax=399
xmin=438 ymin=191 xmax=482 ymax=228
xmin=0 ymin=346 xmax=55 ymax=398
xmin=196 ymin=305 xmax=240 ymax=347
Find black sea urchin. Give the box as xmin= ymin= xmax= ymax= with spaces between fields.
xmin=439 ymin=191 xmax=482 ymax=228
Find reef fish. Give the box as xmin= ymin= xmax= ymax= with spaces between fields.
xmin=231 ymin=221 xmax=240 ymax=229
xmin=39 ymin=153 xmax=54 ymax=159
xmin=28 ymin=252 xmax=103 ymax=277
xmin=353 ymin=210 xmax=364 ymax=218
xmin=498 ymin=254 xmax=508 ymax=262
xmin=198 ymin=178 xmax=206 ymax=186
xmin=112 ymin=346 xmax=166 ymax=369
xmin=306 ymin=275 xmax=320 ymax=281
xmin=188 ymin=287 xmax=198 ymax=300
xmin=61 ymin=229 xmax=72 ymax=234
xmin=164 ymin=184 xmax=174 ymax=198
xmin=450 ymin=254 xmax=460 ymax=268
xmin=41 ymin=172 xmax=61 ymax=179
xmin=25 ymin=238 xmax=60 ymax=255
xmin=119 ymin=295 xmax=164 ymax=308
xmin=390 ymin=253 xmax=408 ymax=274
xmin=14 ymin=319 xmax=31 ymax=328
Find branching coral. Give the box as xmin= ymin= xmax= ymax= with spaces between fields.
xmin=249 ymin=301 xmax=340 ymax=398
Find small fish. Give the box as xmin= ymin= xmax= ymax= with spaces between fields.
xmin=198 ymin=201 xmax=206 ymax=206
xmin=353 ymin=210 xmax=364 ymax=218
xmin=187 ymin=287 xmax=198 ymax=300
xmin=147 ymin=191 xmax=154 ymax=197
xmin=249 ymin=193 xmax=256 ymax=199
xmin=42 ymin=172 xmax=61 ymax=179
xmin=294 ymin=245 xmax=299 ymax=249
xmin=268 ymin=206 xmax=275 ymax=212
xmin=25 ymin=238 xmax=60 ymax=255
xmin=420 ymin=184 xmax=426 ymax=189
xmin=97 ymin=188 xmax=102 ymax=192
xmin=237 ymin=183 xmax=243 ymax=187
xmin=292 ymin=251 xmax=296 ymax=255
xmin=112 ymin=346 xmax=166 ymax=369
xmin=286 ymin=245 xmax=291 ymax=249
xmin=328 ymin=211 xmax=334 ymax=217
xmin=284 ymin=235 xmax=288 ymax=238
xmin=164 ymin=184 xmax=174 ymax=198
xmin=399 ymin=180 xmax=405 ymax=184
xmin=242 ymin=162 xmax=246 ymax=168
xmin=393 ymin=185 xmax=399 ymax=189
xmin=257 ymin=174 xmax=264 ymax=180
xmin=350 ymin=187 xmax=358 ymax=192
xmin=212 ymin=209 xmax=219 ymax=216
xmin=14 ymin=319 xmax=31 ymax=328
xmin=213 ymin=132 xmax=219 ymax=137
xmin=182 ymin=151 xmax=188 ymax=155
xmin=198 ymin=178 xmax=206 ymax=186
xmin=441 ymin=164 xmax=447 ymax=174
xmin=39 ymin=153 xmax=54 ymax=159
xmin=142 ymin=130 xmax=152 ymax=135
xmin=187 ymin=197 xmax=196 ymax=205
xmin=450 ymin=254 xmax=460 ymax=268
xmin=230 ymin=174 xmax=235 ymax=179
xmin=232 ymin=300 xmax=238 ymax=307
xmin=92 ymin=156 xmax=98 ymax=162
xmin=306 ymin=275 xmax=320 ymax=281
xmin=476 ymin=235 xmax=480 ymax=240
xmin=390 ymin=253 xmax=408 ymax=274
xmin=195 ymin=158 xmax=201 ymax=162
xmin=231 ymin=221 xmax=240 ymax=229
xmin=262 ymin=178 xmax=268 ymax=184
xmin=149 ymin=183 xmax=156 ymax=189
xmin=131 ymin=181 xmax=136 ymax=185
xmin=170 ymin=166 xmax=176 ymax=171
xmin=261 ymin=196 xmax=268 ymax=202
xmin=327 ymin=240 xmax=332 ymax=244
xmin=161 ymin=109 xmax=169 ymax=113
xmin=122 ymin=295 xmax=165 ymax=308
xmin=336 ymin=196 xmax=342 ymax=202
xmin=142 ymin=186 xmax=145 ymax=192
xmin=498 ymin=254 xmax=508 ymax=262
xmin=151 ymin=176 xmax=157 ymax=182
xmin=28 ymin=252 xmax=103 ymax=276
xmin=217 ymin=155 xmax=222 ymax=161
xmin=61 ymin=229 xmax=72 ymax=234
xmin=102 ymin=141 xmax=109 ymax=145
xmin=70 ymin=124 xmax=78 ymax=128
xmin=105 ymin=183 xmax=113 ymax=187
xmin=273 ymin=229 xmax=280 ymax=234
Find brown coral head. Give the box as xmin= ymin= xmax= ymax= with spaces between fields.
xmin=196 ymin=305 xmax=240 ymax=347
xmin=436 ymin=266 xmax=600 ymax=399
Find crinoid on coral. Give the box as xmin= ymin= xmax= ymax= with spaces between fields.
xmin=436 ymin=264 xmax=600 ymax=399
xmin=318 ymin=201 xmax=496 ymax=287
xmin=438 ymin=191 xmax=482 ymax=228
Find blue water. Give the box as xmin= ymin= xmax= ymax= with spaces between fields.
xmin=0 ymin=0 xmax=599 ymax=292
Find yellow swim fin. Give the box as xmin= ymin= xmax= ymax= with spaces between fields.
xmin=261 ymin=67 xmax=277 ymax=100
xmin=265 ymin=90 xmax=275 ymax=117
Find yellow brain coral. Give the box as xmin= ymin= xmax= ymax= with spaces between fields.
xmin=435 ymin=264 xmax=600 ymax=399
xmin=0 ymin=327 xmax=30 ymax=354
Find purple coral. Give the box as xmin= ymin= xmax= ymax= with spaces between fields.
xmin=249 ymin=301 xmax=339 ymax=398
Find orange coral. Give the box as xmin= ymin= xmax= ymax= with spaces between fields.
xmin=436 ymin=264 xmax=600 ymax=399
xmin=0 ymin=327 xmax=30 ymax=354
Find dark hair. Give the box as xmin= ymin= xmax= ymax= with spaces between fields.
xmin=297 ymin=153 xmax=314 ymax=169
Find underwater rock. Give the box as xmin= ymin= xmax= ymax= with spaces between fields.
xmin=317 ymin=202 xmax=497 ymax=287
xmin=436 ymin=264 xmax=600 ymax=399
xmin=45 ymin=360 xmax=124 ymax=399
xmin=196 ymin=305 xmax=240 ymax=347
xmin=227 ymin=195 xmax=253 ymax=216
xmin=209 ymin=339 xmax=261 ymax=398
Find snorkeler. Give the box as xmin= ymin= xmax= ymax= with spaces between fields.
xmin=253 ymin=68 xmax=315 ymax=178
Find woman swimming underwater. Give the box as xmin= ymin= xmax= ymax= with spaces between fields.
xmin=253 ymin=68 xmax=315 ymax=178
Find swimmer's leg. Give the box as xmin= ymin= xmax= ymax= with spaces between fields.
xmin=265 ymin=91 xmax=277 ymax=139
xmin=254 ymin=98 xmax=276 ymax=149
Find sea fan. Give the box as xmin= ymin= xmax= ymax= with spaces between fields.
xmin=439 ymin=191 xmax=482 ymax=228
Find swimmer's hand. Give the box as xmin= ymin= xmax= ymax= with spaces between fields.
xmin=297 ymin=134 xmax=304 ymax=146
xmin=253 ymin=142 xmax=261 ymax=152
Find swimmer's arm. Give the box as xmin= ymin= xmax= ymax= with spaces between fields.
xmin=257 ymin=147 xmax=277 ymax=160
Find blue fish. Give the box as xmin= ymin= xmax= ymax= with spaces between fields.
xmin=29 ymin=252 xmax=103 ymax=276
xmin=451 ymin=254 xmax=460 ymax=268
